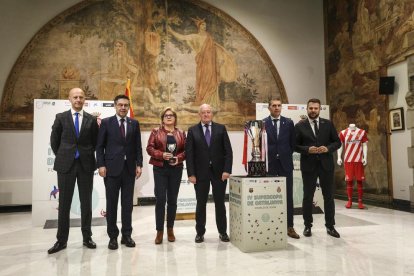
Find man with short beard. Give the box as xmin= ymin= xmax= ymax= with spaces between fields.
xmin=295 ymin=98 xmax=341 ymax=238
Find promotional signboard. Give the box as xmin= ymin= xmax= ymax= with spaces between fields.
xmin=32 ymin=99 xmax=115 ymax=226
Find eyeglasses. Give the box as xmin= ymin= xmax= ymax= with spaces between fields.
xmin=164 ymin=114 xmax=174 ymax=118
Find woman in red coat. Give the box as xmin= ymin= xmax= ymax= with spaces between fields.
xmin=146 ymin=107 xmax=186 ymax=244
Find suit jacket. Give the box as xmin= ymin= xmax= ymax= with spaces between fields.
xmin=96 ymin=115 xmax=143 ymax=177
xmin=264 ymin=116 xmax=295 ymax=172
xmin=294 ymin=117 xmax=341 ymax=172
xmin=186 ymin=122 xmax=233 ymax=181
xmin=50 ymin=110 xmax=98 ymax=173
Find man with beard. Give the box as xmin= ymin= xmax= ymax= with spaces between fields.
xmin=294 ymin=98 xmax=341 ymax=238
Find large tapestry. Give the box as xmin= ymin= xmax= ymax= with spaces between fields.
xmin=0 ymin=0 xmax=286 ymax=130
xmin=326 ymin=0 xmax=414 ymax=200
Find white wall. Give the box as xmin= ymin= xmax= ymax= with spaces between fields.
xmin=0 ymin=0 xmax=325 ymax=205
xmin=388 ymin=61 xmax=411 ymax=201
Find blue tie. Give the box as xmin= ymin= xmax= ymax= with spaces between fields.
xmin=204 ymin=124 xmax=211 ymax=146
xmin=74 ymin=112 xmax=80 ymax=159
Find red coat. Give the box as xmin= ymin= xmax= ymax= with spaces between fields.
xmin=146 ymin=126 xmax=186 ymax=168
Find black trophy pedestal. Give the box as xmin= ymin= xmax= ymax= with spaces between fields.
xmin=247 ymin=161 xmax=266 ymax=177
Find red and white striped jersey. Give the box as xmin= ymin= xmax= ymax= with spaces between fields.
xmin=339 ymin=127 xmax=368 ymax=163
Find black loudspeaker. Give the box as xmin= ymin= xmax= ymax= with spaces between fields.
xmin=379 ymin=76 xmax=395 ymax=95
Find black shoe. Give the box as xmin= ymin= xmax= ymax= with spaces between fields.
xmin=219 ymin=233 xmax=230 ymax=242
xmin=48 ymin=241 xmax=67 ymax=254
xmin=121 ymin=236 xmax=136 ymax=247
xmin=303 ymin=227 xmax=312 ymax=237
xmin=83 ymin=238 xmax=97 ymax=249
xmin=108 ymin=238 xmax=118 ymax=250
xmin=326 ymin=227 xmax=340 ymax=238
xmin=195 ymin=234 xmax=204 ymax=243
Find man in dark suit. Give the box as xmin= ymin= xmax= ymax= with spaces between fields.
xmin=186 ymin=104 xmax=233 ymax=243
xmin=295 ymin=98 xmax=341 ymax=238
xmin=264 ymin=98 xmax=299 ymax=239
xmin=48 ymin=87 xmax=99 ymax=254
xmin=96 ymin=94 xmax=143 ymax=250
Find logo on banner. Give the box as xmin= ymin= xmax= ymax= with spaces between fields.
xmin=103 ymin=103 xmax=114 ymax=107
xmin=36 ymin=101 xmax=44 ymax=109
xmin=261 ymin=213 xmax=270 ymax=222
xmin=49 ymin=185 xmax=60 ymax=211
xmin=37 ymin=101 xmax=55 ymax=109
xmin=50 ymin=185 xmax=59 ymax=199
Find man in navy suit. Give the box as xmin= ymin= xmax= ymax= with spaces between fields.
xmin=186 ymin=104 xmax=233 ymax=243
xmin=48 ymin=87 xmax=99 ymax=254
xmin=295 ymin=98 xmax=341 ymax=238
xmin=264 ymin=98 xmax=299 ymax=239
xmin=96 ymin=95 xmax=143 ymax=249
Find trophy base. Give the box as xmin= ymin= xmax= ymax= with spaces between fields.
xmin=247 ymin=161 xmax=267 ymax=177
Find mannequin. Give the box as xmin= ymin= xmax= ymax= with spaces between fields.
xmin=337 ymin=124 xmax=368 ymax=209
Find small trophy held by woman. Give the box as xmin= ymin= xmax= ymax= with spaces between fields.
xmin=167 ymin=142 xmax=177 ymax=165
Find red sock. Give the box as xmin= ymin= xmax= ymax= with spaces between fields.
xmin=357 ymin=181 xmax=365 ymax=209
xmin=345 ymin=181 xmax=353 ymax=208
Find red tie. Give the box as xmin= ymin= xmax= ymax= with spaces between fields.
xmin=120 ymin=118 xmax=126 ymax=139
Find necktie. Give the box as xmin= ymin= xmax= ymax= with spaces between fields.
xmin=204 ymin=124 xmax=211 ymax=146
xmin=120 ymin=118 xmax=126 ymax=139
xmin=313 ymin=120 xmax=319 ymax=136
xmin=74 ymin=112 xmax=80 ymax=159
xmin=273 ymin=119 xmax=279 ymax=139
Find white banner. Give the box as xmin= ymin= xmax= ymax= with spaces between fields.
xmin=33 ymin=99 xmax=117 ymax=226
xmin=176 ymin=167 xmax=196 ymax=214
xmin=256 ymin=103 xmax=330 ymax=210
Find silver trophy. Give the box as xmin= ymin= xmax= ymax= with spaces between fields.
xmin=167 ymin=143 xmax=177 ymax=164
xmin=245 ymin=120 xmax=266 ymax=176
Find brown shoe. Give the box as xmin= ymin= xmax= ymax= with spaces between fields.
xmin=155 ymin=231 xmax=163 ymax=244
xmin=167 ymin=227 xmax=175 ymax=242
xmin=287 ymin=227 xmax=300 ymax=239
